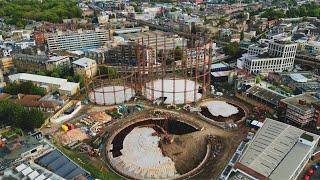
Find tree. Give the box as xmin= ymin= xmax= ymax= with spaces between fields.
xmin=0 ymin=100 xmax=45 ymax=131
xmin=4 ymin=81 xmax=45 ymax=96
xmin=99 ymin=66 xmax=118 ymax=78
xmin=282 ymin=86 xmax=293 ymax=94
xmin=223 ymin=42 xmax=241 ymax=58
xmin=171 ymin=7 xmax=178 ymax=12
xmin=50 ymin=68 xmax=62 ymax=78
xmin=217 ymin=17 xmax=226 ymax=27
xmin=240 ymin=30 xmax=244 ymax=40
xmin=255 ymin=76 xmax=262 ymax=84
xmin=67 ymin=76 xmax=74 ymax=82
xmin=0 ymin=0 xmax=82 ymax=27
xmin=175 ymin=46 xmax=183 ymax=61
xmin=37 ymin=71 xmax=46 ymax=76
xmin=261 ymin=9 xmax=285 ymax=20
xmin=73 ymin=75 xmax=84 ymax=88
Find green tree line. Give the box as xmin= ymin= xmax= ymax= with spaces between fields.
xmin=0 ymin=100 xmax=45 ymax=131
xmin=261 ymin=3 xmax=320 ymax=20
xmin=4 ymin=81 xmax=46 ymax=96
xmin=0 ymin=0 xmax=82 ymax=27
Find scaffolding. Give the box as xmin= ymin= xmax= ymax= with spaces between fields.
xmin=137 ymin=35 xmax=213 ymax=104
xmin=87 ymin=33 xmax=213 ymax=105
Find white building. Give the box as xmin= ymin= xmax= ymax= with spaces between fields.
xmin=46 ymin=56 xmax=71 ymax=71
xmin=72 ymin=57 xmax=98 ymax=78
xmin=8 ymin=73 xmax=80 ymax=96
xmin=2 ymin=47 xmax=12 ymax=57
xmin=223 ymin=118 xmax=320 ymax=180
xmin=15 ymin=40 xmax=36 ymax=49
xmin=237 ymin=41 xmax=297 ymax=73
xmin=247 ymin=44 xmax=268 ymax=56
xmin=46 ymin=29 xmax=110 ymax=51
xmin=305 ymin=41 xmax=320 ymax=54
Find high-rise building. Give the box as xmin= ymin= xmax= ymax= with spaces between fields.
xmin=46 ymin=29 xmax=110 ymax=51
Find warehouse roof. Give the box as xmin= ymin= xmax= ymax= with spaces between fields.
xmin=237 ymin=118 xmax=319 ymax=179
xmin=246 ymin=86 xmax=286 ymax=106
xmin=72 ymin=57 xmax=96 ymax=67
xmin=48 ymin=56 xmax=69 ymax=63
xmin=36 ymin=150 xmax=88 ymax=179
xmin=9 ymin=73 xmax=67 ymax=86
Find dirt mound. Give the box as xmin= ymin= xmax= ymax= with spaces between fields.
xmin=160 ymin=131 xmax=207 ymax=174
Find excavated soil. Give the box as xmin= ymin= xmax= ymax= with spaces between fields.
xmin=160 ymin=131 xmax=208 ymax=174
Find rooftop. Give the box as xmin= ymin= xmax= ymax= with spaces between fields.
xmin=0 ymin=136 xmax=43 ymax=170
xmin=237 ymin=118 xmax=319 ymax=179
xmin=35 ymin=149 xmax=89 ymax=179
xmin=211 ymin=62 xmax=229 ymax=69
xmin=47 ymin=56 xmax=69 ymax=63
xmin=59 ymin=82 xmax=80 ymax=92
xmin=246 ymin=86 xmax=286 ymax=106
xmin=9 ymin=73 xmax=67 ymax=86
xmin=72 ymin=57 xmax=96 ymax=67
xmin=289 ymin=73 xmax=308 ymax=83
xmin=282 ymin=93 xmax=320 ymax=112
xmin=13 ymin=94 xmax=59 ymax=109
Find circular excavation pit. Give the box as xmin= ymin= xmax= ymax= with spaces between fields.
xmin=199 ymin=100 xmax=245 ymax=123
xmin=105 ymin=117 xmax=214 ymax=179
xmin=144 ymin=78 xmax=202 ymax=104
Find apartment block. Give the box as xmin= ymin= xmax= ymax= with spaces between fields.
xmin=13 ymin=54 xmax=48 ymax=72
xmin=279 ymin=93 xmax=320 ymax=126
xmin=72 ymin=57 xmax=98 ymax=78
xmin=46 ymin=29 xmax=110 ymax=51
xmin=119 ymin=30 xmax=186 ymax=50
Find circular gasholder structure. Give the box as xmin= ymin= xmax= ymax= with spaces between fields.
xmin=88 ymin=73 xmax=136 ymax=105
xmin=144 ymin=78 xmax=202 ymax=104
xmin=88 ymin=35 xmax=214 ymax=105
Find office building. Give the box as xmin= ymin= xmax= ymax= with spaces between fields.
xmin=46 ymin=56 xmax=71 ymax=71
xmin=279 ymin=93 xmax=320 ymax=126
xmin=237 ymin=41 xmax=297 ymax=73
xmin=13 ymin=54 xmax=48 ymax=72
xmin=247 ymin=44 xmax=268 ymax=56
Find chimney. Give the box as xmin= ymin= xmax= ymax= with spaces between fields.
xmin=299 ymin=99 xmax=307 ymax=105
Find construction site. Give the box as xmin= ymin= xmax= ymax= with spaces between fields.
xmin=198 ymin=98 xmax=248 ymax=128
xmin=103 ymin=108 xmax=242 ymax=179
xmin=87 ymin=34 xmax=213 ymax=105
xmin=46 ymin=32 xmax=250 ymax=179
